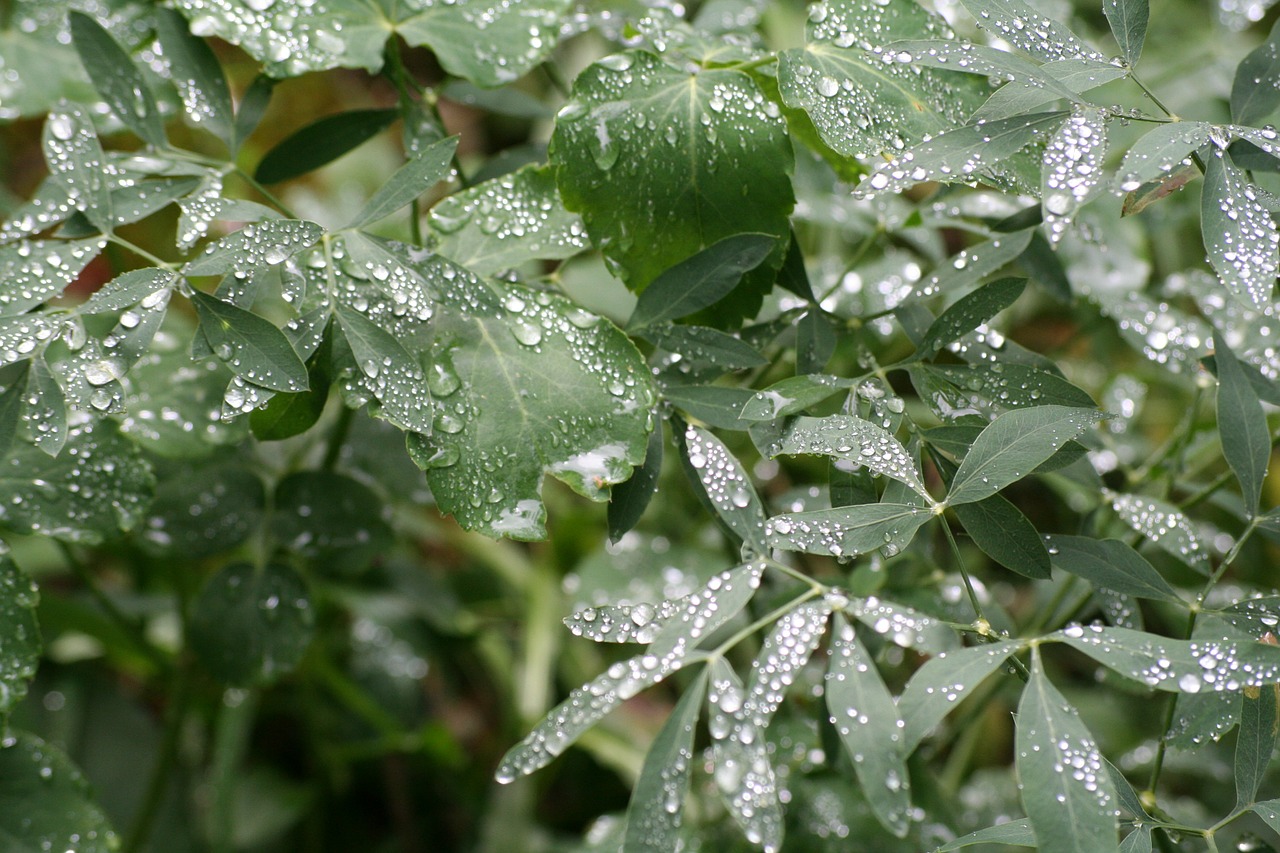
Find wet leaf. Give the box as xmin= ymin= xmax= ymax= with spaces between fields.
xmin=552 ymin=50 xmax=793 ymax=298
xmin=22 ymin=357 xmax=67 ymax=457
xmin=745 ymin=602 xmax=832 ymax=727
xmin=154 ymin=7 xmax=236 ymax=147
xmin=1235 ymin=675 xmax=1279 ymax=808
xmin=679 ymin=424 xmax=767 ymax=553
xmin=233 ymin=73 xmax=276 ymax=151
xmin=120 ymin=343 xmax=249 ymax=458
xmin=961 ymin=0 xmax=1104 ymax=63
xmin=899 ymin=640 xmax=1022 ymax=751
xmin=739 ymin=374 xmax=855 ymax=421
xmin=1252 ymin=799 xmax=1280 ymax=833
xmin=826 ymin=614 xmax=910 ymax=836
xmin=1213 ymin=331 xmax=1270 ymax=515
xmin=643 ymin=324 xmax=767 ymax=370
xmin=1041 ymin=108 xmax=1108 ymax=244
xmin=918 ymin=277 xmax=1026 ymax=358
xmin=270 ymin=471 xmax=393 ymax=574
xmin=1015 ymin=653 xmax=1119 ymax=853
xmin=626 ymin=234 xmax=777 ymax=332
xmin=663 ymin=384 xmax=755 ymax=431
xmin=192 ymin=291 xmax=309 ymax=393
xmin=1116 ymin=121 xmax=1213 ymax=191
xmin=348 ymin=136 xmax=458 ymax=229
xmin=0 ymin=733 xmax=118 ymax=852
xmin=0 ymin=550 xmax=39 ymax=721
xmin=935 ymin=819 xmax=1035 ymax=850
xmin=624 ymin=672 xmax=706 ymax=853
xmin=0 ymin=237 xmax=105 ymax=317
xmin=138 ymin=457 xmax=264 ymax=559
xmin=1233 ymin=18 xmax=1280 ymax=126
xmin=42 ymin=102 xmax=112 ymax=232
xmin=765 ymin=503 xmax=932 ymax=559
xmin=69 ymin=11 xmax=164 ymax=147
xmin=1044 ymin=536 xmax=1180 ymax=602
xmin=1110 ymin=493 xmax=1210 ymax=573
xmin=707 ymin=657 xmax=783 ymax=852
xmin=947 ymin=406 xmax=1100 ymax=505
xmin=564 ymin=599 xmax=681 ymax=645
xmin=761 ymin=415 xmax=929 ymax=499
xmin=847 ymin=596 xmax=960 ymax=654
xmin=182 ymin=219 xmax=324 ymax=277
xmin=954 ymin=494 xmax=1050 ymax=579
xmin=256 ymin=109 xmax=397 ymax=184
xmin=1103 ymin=0 xmax=1149 ymax=66
xmin=1202 ymin=149 xmax=1279 ymax=311
xmin=912 ymin=230 xmax=1033 ymax=302
xmin=188 ymin=561 xmax=315 ymax=686
xmin=333 ymin=302 xmax=432 ymax=434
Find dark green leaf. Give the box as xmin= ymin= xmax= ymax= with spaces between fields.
xmin=0 ymin=551 xmax=39 ymax=721
xmin=644 ymin=324 xmax=767 ymax=370
xmin=913 ymin=230 xmax=1033 ymax=303
xmin=191 ymin=291 xmax=309 ymax=393
xmin=1233 ymin=18 xmax=1280 ymax=125
xmin=628 ymin=235 xmax=781 ymax=331
xmin=255 ymin=109 xmax=397 ymax=184
xmin=899 ymin=640 xmax=1022 ymax=751
xmin=139 ymin=456 xmax=264 ymax=559
xmin=1203 ymin=352 xmax=1280 ymax=407
xmin=1104 ymin=0 xmax=1149 ymax=66
xmin=912 ymin=363 xmax=1095 ymax=416
xmin=1214 ymin=331 xmax=1270 ymax=515
xmin=1016 ymin=653 xmax=1119 ymax=853
xmin=624 ymin=672 xmax=706 ymax=853
xmin=954 ymin=494 xmax=1050 ymax=579
xmin=154 ymin=7 xmax=235 ymax=147
xmin=249 ymin=383 xmax=329 ymax=441
xmin=918 ymin=277 xmax=1026 ymax=358
xmin=608 ymin=425 xmax=663 ymax=543
xmin=948 ymin=406 xmax=1100 ymax=505
xmin=233 ymin=74 xmax=276 ymax=152
xmin=271 ymin=471 xmax=393 ymax=575
xmin=765 ymin=503 xmax=931 ymax=558
xmin=347 ymin=136 xmax=458 ymax=229
xmin=0 ymin=383 xmax=20 ymax=460
xmin=797 ymin=309 xmax=837 ymax=374
xmin=662 ymin=384 xmax=756 ymax=431
xmin=121 ymin=342 xmax=249 ymax=458
xmin=69 ymin=12 xmax=165 ymax=147
xmin=1044 ymin=536 xmax=1181 ymax=602
xmin=188 ymin=561 xmax=315 ymax=686
xmin=1252 ymin=799 xmax=1280 ymax=833
xmin=334 ymin=302 xmax=432 ymax=434
xmin=1235 ymin=679 xmax=1279 ymax=808
xmin=1202 ymin=150 xmax=1278 ymax=310
xmin=0 ymin=733 xmax=117 ymax=852
xmin=552 ymin=51 xmax=793 ymax=294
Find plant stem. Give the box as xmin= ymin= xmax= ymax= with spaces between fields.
xmin=321 ymin=403 xmax=354 ymax=471
xmin=1130 ymin=72 xmax=1178 ymax=120
xmin=208 ymin=689 xmax=258 ymax=853
xmin=108 ymin=235 xmax=175 ymax=270
xmin=232 ymin=167 xmax=299 ymax=218
xmin=123 ymin=664 xmax=190 ymax=853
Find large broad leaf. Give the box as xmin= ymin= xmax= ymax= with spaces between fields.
xmin=1213 ymin=331 xmax=1270 ymax=515
xmin=0 ymin=418 xmax=153 ymax=544
xmin=1016 ymin=654 xmax=1120 ymax=853
xmin=1202 ymin=148 xmax=1279 ymax=311
xmin=1103 ymin=0 xmax=1149 ymax=66
xmin=624 ymin=673 xmax=706 ymax=853
xmin=826 ymin=614 xmax=911 ymax=837
xmin=0 ymin=551 xmax=39 ymax=721
xmin=777 ymin=0 xmax=986 ymax=159
xmin=947 ymin=406 xmax=1100 ymax=505
xmin=427 ymin=163 xmax=588 ymax=275
xmin=551 ymin=50 xmax=793 ymax=296
xmin=0 ymin=733 xmax=118 ymax=852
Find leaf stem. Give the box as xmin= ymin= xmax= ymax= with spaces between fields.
xmin=232 ymin=167 xmax=299 ymax=219
xmin=108 ymin=234 xmax=175 ymax=270
xmin=1129 ymin=72 xmax=1178 ymax=120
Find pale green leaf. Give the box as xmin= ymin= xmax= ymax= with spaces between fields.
xmin=1044 ymin=535 xmax=1181 ymax=602
xmin=23 ymin=357 xmax=67 ymax=457
xmin=0 ymin=237 xmax=105 ymax=317
xmin=912 ymin=230 xmax=1033 ymax=302
xmin=1041 ymin=108 xmax=1109 ymax=244
xmin=760 ymin=414 xmax=929 ymax=499
xmin=42 ymin=102 xmax=112 ymax=232
xmin=827 ymin=614 xmax=911 ymax=837
xmin=681 ymin=424 xmax=767 ymax=554
xmin=1251 ymin=799 xmax=1280 ymax=833
xmin=745 ymin=602 xmax=832 ymax=726
xmin=948 ymin=406 xmax=1100 ymax=505
xmin=642 ymin=324 xmax=767 ymax=370
xmin=1016 ymin=654 xmax=1119 ymax=853
xmin=647 ymin=561 xmax=763 ymax=659
xmin=397 ymin=0 xmax=570 ymax=87
xmin=191 ymin=291 xmax=310 ymax=393
xmin=1116 ymin=121 xmax=1213 ymax=190
xmin=885 ymin=40 xmax=1080 ymax=100
xmin=1104 ymin=0 xmax=1149 ymax=66
xmin=960 ymin=0 xmax=1105 ymax=63
xmin=1202 ymin=149 xmax=1279 ymax=311
xmin=565 ymin=599 xmax=680 ymax=645
xmin=0 ymin=733 xmax=118 ymax=852
xmin=707 ymin=658 xmax=783 ymax=852
xmin=739 ymin=375 xmax=855 ymax=421
xmin=1213 ymin=331 xmax=1270 ymax=515
xmin=69 ymin=11 xmax=165 ymax=147
xmin=765 ymin=503 xmax=932 ymax=558
xmin=624 ymin=673 xmax=706 ymax=853
xmin=80 ymin=269 xmax=176 ymax=316
xmin=1110 ymin=493 xmax=1210 ymax=573
xmin=899 ymin=640 xmax=1022 ymax=751
xmin=347 ymin=136 xmax=458 ymax=229
xmin=847 ymin=596 xmax=960 ymax=654
xmin=182 ymin=219 xmax=325 ymax=277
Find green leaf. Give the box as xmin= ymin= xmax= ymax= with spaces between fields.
xmin=188 ymin=561 xmax=315 ymax=686
xmin=191 ymin=291 xmax=309 ymax=393
xmin=1110 ymin=493 xmax=1210 ymax=573
xmin=1233 ymin=18 xmax=1280 ymax=125
xmin=624 ymin=672 xmax=706 ymax=853
xmin=1041 ymin=108 xmax=1109 ymax=244
xmin=954 ymin=494 xmax=1050 ymax=579
xmin=899 ymin=640 xmax=1022 ymax=751
xmin=22 ymin=357 xmax=67 ymax=457
xmin=777 ymin=0 xmax=984 ymax=159
xmin=761 ymin=415 xmax=930 ymax=499
xmin=42 ymin=102 xmax=112 ymax=232
xmin=397 ymin=0 xmax=570 ymax=87
xmin=1202 ymin=149 xmax=1278 ymax=311
xmin=1252 ymin=799 xmax=1280 ymax=833
xmin=428 ymin=163 xmax=588 ymax=275
xmin=948 ymin=406 xmax=1100 ymax=505
xmin=333 ymin=302 xmax=432 ymax=434
xmin=857 ymin=112 xmax=1068 ymax=199
xmin=935 ymin=819 xmax=1035 ymax=850
xmin=270 ymin=471 xmax=393 ymax=575
xmin=643 ymin=324 xmax=767 ymax=370
xmin=608 ymin=425 xmax=663 ymax=543
xmin=739 ymin=374 xmax=855 ymax=421
xmin=648 ymin=561 xmax=763 ymax=659
xmin=0 ymin=733 xmax=118 ymax=852
xmin=69 ymin=11 xmax=165 ymax=147
xmin=0 ymin=417 xmax=153 ymax=544
xmin=626 ymin=234 xmax=777 ymax=331
xmin=765 ymin=503 xmax=932 ymax=559
xmin=182 ymin=219 xmax=324 ymax=277
xmin=1117 ymin=121 xmax=1213 ymax=190
xmin=552 ymin=50 xmax=793 ymax=294
xmin=662 ymin=384 xmax=756 ymax=431
xmin=1104 ymin=0 xmax=1149 ymax=66
xmin=249 ymin=381 xmax=329 ymax=441
xmin=707 ymin=657 xmax=783 ymax=852
xmin=797 ymin=309 xmax=837 ymax=374
xmin=233 ymin=73 xmax=276 ymax=151
xmin=960 ymin=0 xmax=1104 ymax=63
xmin=1056 ymin=624 xmax=1280 ymax=693
xmin=912 ymin=230 xmax=1033 ymax=302
xmin=255 ymin=108 xmax=397 ymax=184
xmin=826 ymin=614 xmax=911 ymax=837
xmin=139 ymin=457 xmax=264 ymax=559
xmin=0 ymin=550 xmax=39 ymax=721
xmin=154 ymin=7 xmax=236 ymax=147
xmin=680 ymin=424 xmax=767 ymax=553
xmin=1015 ymin=653 xmax=1119 ymax=853
xmin=1044 ymin=536 xmax=1181 ymax=602
xmin=1235 ymin=679 xmax=1279 ymax=808
xmin=120 ymin=341 xmax=249 ymax=458
xmin=80 ymin=269 xmax=175 ymax=316
xmin=918 ymin=278 xmax=1026 ymax=358
xmin=347 ymin=136 xmax=458 ymax=229
xmin=745 ymin=601 xmax=833 ymax=728
xmin=848 ymin=596 xmax=960 ymax=654
xmin=0 ymin=237 xmax=105 ymax=317
xmin=1213 ymin=331 xmax=1270 ymax=515
xmin=0 ymin=384 xmax=20 ymax=461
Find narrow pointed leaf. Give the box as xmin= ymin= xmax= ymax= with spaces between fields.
xmin=624 ymin=673 xmax=706 ymax=853
xmin=1252 ymin=799 xmax=1280 ymax=833
xmin=899 ymin=640 xmax=1022 ymax=751
xmin=69 ymin=12 xmax=165 ymax=147
xmin=1016 ymin=655 xmax=1120 ymax=853
xmin=233 ymin=74 xmax=275 ymax=152
xmin=1045 ymin=536 xmax=1180 ymax=602
xmin=954 ymin=494 xmax=1050 ymax=579
xmin=23 ymin=358 xmax=66 ymax=457
xmin=680 ymin=424 xmax=767 ymax=553
xmin=936 ymin=819 xmax=1035 ymax=850
xmin=333 ymin=303 xmax=432 ymax=434
xmin=739 ymin=375 xmax=855 ymax=421
xmin=154 ymin=8 xmax=235 ymax=147
xmin=1111 ymin=493 xmax=1210 ymax=573
xmin=918 ymin=278 xmax=1026 ymax=358
xmin=608 ymin=426 xmax=663 ymax=543
xmin=0 ymin=551 xmax=39 ymax=722
xmin=1214 ymin=331 xmax=1270 ymax=515
xmin=1235 ymin=678 xmax=1280 ymax=808
xmin=766 ymin=503 xmax=932 ymax=558
xmin=1117 ymin=122 xmax=1213 ymax=190
xmin=643 ymin=324 xmax=767 ymax=370
xmin=0 ymin=237 xmax=105 ymax=317
xmin=761 ymin=415 xmax=929 ymax=499
xmin=1103 ymin=0 xmax=1149 ymax=66
xmin=348 ymin=136 xmax=458 ymax=229
xmin=827 ymin=614 xmax=911 ymax=836
xmin=948 ymin=406 xmax=1100 ymax=505
xmin=708 ymin=658 xmax=783 ymax=852
xmin=961 ymin=0 xmax=1105 ymax=63
xmin=565 ymin=599 xmax=680 ymax=645
xmin=847 ymin=596 xmax=960 ymax=654
xmin=626 ymin=234 xmax=777 ymax=331
xmin=745 ymin=602 xmax=833 ymax=727
xmin=912 ymin=230 xmax=1033 ymax=302
xmin=662 ymin=385 xmax=755 ymax=431
xmin=255 ymin=109 xmax=398 ymax=184
xmin=191 ymin=291 xmax=308 ymax=393
xmin=914 ymin=363 xmax=1095 ymax=416
xmin=1233 ymin=18 xmax=1280 ymax=125
xmin=1202 ymin=149 xmax=1279 ymax=311
xmin=42 ymin=103 xmax=111 ymax=232
xmin=647 ymin=561 xmax=763 ymax=659
xmin=1042 ymin=108 xmax=1109 ymax=244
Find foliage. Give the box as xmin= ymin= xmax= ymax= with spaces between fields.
xmin=2 ymin=0 xmax=1280 ymax=851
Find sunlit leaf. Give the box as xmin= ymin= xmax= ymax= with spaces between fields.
xmin=182 ymin=220 xmax=325 ymax=277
